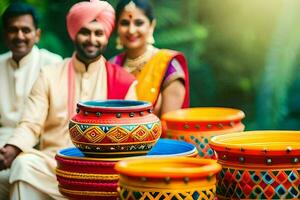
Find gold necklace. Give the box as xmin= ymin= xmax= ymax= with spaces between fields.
xmin=124 ymin=45 xmax=158 ymax=75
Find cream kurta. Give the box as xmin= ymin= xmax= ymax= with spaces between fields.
xmin=0 ymin=46 xmax=62 ymax=147
xmin=7 ymin=56 xmax=137 ymax=159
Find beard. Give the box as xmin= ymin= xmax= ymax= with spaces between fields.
xmin=74 ymin=42 xmax=106 ymax=63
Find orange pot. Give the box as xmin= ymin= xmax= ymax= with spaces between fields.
xmin=210 ymin=131 xmax=300 ymax=199
xmin=115 ymin=157 xmax=221 ymax=200
xmin=162 ymin=107 xmax=245 ymax=158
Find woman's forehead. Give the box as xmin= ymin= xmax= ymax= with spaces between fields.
xmin=119 ymin=7 xmax=147 ymax=19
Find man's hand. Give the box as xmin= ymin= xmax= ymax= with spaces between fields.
xmin=0 ymin=145 xmax=21 ymax=170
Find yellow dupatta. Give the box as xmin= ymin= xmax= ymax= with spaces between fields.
xmin=136 ymin=50 xmax=174 ymax=104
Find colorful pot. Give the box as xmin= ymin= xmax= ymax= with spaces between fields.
xmin=55 ymin=149 xmax=119 ymax=200
xmin=69 ymin=100 xmax=161 ymax=157
xmin=115 ymin=157 xmax=221 ymax=200
xmin=162 ymin=107 xmax=245 ymax=158
xmin=55 ymin=139 xmax=197 ymax=200
xmin=210 ymin=131 xmax=300 ymax=199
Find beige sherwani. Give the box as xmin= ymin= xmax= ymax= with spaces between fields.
xmin=2 ymin=56 xmax=137 ymax=200
xmin=0 ymin=46 xmax=62 ymax=147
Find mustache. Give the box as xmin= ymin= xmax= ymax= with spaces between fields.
xmin=82 ymin=42 xmax=101 ymax=48
xmin=12 ymin=38 xmax=27 ymax=44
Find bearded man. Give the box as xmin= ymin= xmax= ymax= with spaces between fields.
xmin=0 ymin=1 xmax=136 ymax=199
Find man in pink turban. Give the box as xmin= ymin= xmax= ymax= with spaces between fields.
xmin=0 ymin=1 xmax=137 ymax=199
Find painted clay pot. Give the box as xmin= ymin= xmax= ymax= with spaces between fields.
xmin=69 ymin=100 xmax=161 ymax=157
xmin=55 ymin=149 xmax=119 ymax=200
xmin=210 ymin=131 xmax=300 ymax=199
xmin=162 ymin=107 xmax=245 ymax=158
xmin=115 ymin=157 xmax=221 ymax=200
xmin=55 ymin=139 xmax=197 ymax=200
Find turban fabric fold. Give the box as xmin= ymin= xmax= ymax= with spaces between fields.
xmin=66 ymin=0 xmax=115 ymax=40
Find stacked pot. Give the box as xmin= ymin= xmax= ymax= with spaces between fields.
xmin=55 ymin=100 xmax=207 ymax=200
xmin=55 ymin=100 xmax=162 ymax=200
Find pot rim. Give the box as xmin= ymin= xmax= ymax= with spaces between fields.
xmin=115 ymin=157 xmax=221 ymax=178
xmin=210 ymin=130 xmax=300 ymax=154
xmin=77 ymin=100 xmax=152 ymax=113
xmin=56 ymin=139 xmax=197 ymax=162
xmin=162 ymin=107 xmax=245 ymax=122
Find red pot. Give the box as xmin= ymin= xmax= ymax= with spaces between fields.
xmin=69 ymin=100 xmax=161 ymax=157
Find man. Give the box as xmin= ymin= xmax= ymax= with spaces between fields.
xmin=0 ymin=1 xmax=137 ymax=199
xmin=0 ymin=4 xmax=62 ymax=200
xmin=0 ymin=2 xmax=62 ymax=147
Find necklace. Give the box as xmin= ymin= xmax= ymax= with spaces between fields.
xmin=124 ymin=45 xmax=158 ymax=75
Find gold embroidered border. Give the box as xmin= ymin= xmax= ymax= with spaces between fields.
xmin=56 ymin=168 xmax=119 ymax=180
xmin=59 ymin=187 xmax=117 ymax=196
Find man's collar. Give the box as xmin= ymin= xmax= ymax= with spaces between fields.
xmin=9 ymin=46 xmax=38 ymax=69
xmin=72 ymin=54 xmax=106 ymax=73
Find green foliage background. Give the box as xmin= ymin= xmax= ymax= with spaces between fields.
xmin=1 ymin=0 xmax=300 ymax=130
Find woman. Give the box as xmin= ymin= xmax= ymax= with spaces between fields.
xmin=111 ymin=0 xmax=189 ymax=118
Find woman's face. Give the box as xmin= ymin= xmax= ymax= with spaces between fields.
xmin=117 ymin=6 xmax=155 ymax=50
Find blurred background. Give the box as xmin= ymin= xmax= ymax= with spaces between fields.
xmin=1 ymin=0 xmax=300 ymax=130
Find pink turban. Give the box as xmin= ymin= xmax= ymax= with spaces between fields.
xmin=66 ymin=0 xmax=115 ymax=40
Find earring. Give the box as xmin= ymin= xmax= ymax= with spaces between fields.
xmin=147 ymin=34 xmax=155 ymax=45
xmin=116 ymin=36 xmax=123 ymax=50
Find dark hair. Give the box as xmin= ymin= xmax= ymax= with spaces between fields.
xmin=2 ymin=2 xmax=39 ymax=28
xmin=116 ymin=0 xmax=155 ymax=22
